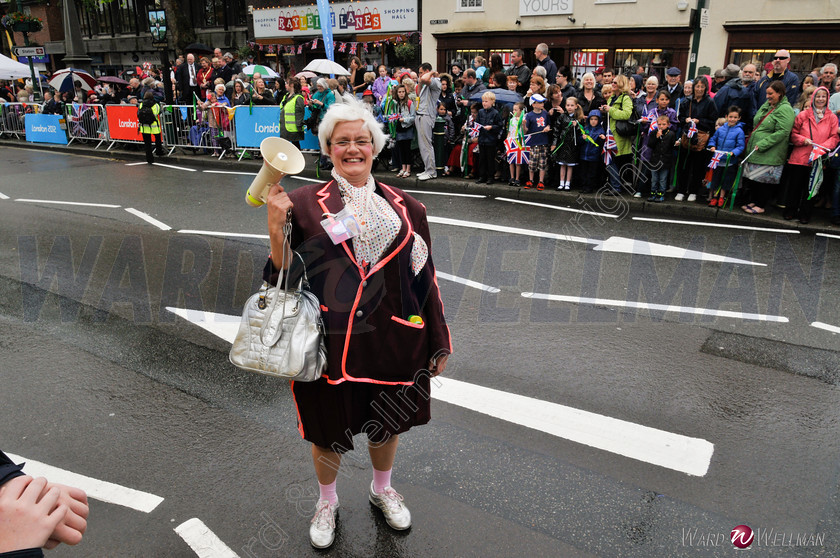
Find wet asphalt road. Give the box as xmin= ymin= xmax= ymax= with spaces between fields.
xmin=1 ymin=147 xmax=840 ymax=557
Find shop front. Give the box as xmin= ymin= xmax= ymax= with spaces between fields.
xmin=725 ymin=23 xmax=840 ymax=76
xmin=434 ymin=27 xmax=692 ymax=81
xmin=251 ymin=0 xmax=419 ymax=73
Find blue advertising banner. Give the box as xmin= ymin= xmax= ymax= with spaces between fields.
xmin=25 ymin=114 xmax=68 ymax=144
xmin=233 ymin=106 xmax=282 ymax=148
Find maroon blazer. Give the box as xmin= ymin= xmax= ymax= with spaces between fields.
xmin=264 ymin=179 xmax=452 ymax=386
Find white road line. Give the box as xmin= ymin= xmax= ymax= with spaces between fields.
xmin=427 ymin=216 xmax=599 ymax=245
xmin=811 ymin=321 xmax=840 ymax=334
xmin=522 ymin=292 xmax=788 ymax=323
xmin=594 ymin=236 xmax=766 ymax=266
xmin=16 ymin=199 xmax=121 ymax=208
xmin=165 ymin=307 xmax=713 ymax=476
xmin=178 ymin=230 xmax=269 ymax=239
xmin=6 ymin=453 xmax=164 ymax=513
xmin=152 ymin=162 xmax=197 ymax=172
xmin=175 ymin=518 xmax=239 ymax=558
xmin=817 ymin=232 xmax=840 ymax=241
xmin=203 ymin=170 xmax=258 ymax=176
xmin=0 ymin=192 xmax=9 ymax=199
xmin=403 ymin=189 xmax=487 ymax=199
xmin=632 ymin=217 xmax=800 ymax=234
xmin=125 ymin=162 xmax=147 ymax=166
xmin=434 ymin=377 xmax=713 ymax=476
xmin=436 ymin=272 xmax=501 ymax=293
xmin=125 ymin=208 xmax=172 ymax=231
xmin=496 ymin=197 xmax=619 ymax=218
xmin=290 ymin=175 xmax=323 ymax=182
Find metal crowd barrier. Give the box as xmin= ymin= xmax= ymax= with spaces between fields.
xmin=65 ymin=103 xmax=107 ymax=149
xmin=160 ymin=104 xmax=235 ymax=160
xmin=0 ymin=102 xmax=43 ymax=138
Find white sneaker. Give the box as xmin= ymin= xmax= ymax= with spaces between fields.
xmin=687 ymin=194 xmax=697 ymax=202
xmin=369 ymin=481 xmax=411 ymax=530
xmin=633 ymin=191 xmax=642 ymax=198
xmin=674 ymin=193 xmax=685 ymax=201
xmin=309 ymin=499 xmax=338 ymax=549
xmin=418 ymin=172 xmax=436 ymax=181
xmin=564 ymin=184 xmax=570 ymax=190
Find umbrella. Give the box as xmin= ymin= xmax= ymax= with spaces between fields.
xmin=242 ymin=64 xmax=279 ymax=78
xmin=302 ymin=59 xmax=350 ymax=76
xmin=294 ymin=71 xmax=318 ymax=80
xmin=185 ymin=42 xmax=214 ymax=54
xmin=469 ymin=88 xmax=523 ymax=107
xmin=97 ymin=76 xmax=129 ymax=85
xmin=49 ymin=68 xmax=97 ymax=93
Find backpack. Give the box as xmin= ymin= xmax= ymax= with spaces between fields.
xmin=137 ymin=102 xmax=156 ymax=126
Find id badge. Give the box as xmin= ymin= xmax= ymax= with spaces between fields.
xmin=321 ymin=207 xmax=364 ymax=245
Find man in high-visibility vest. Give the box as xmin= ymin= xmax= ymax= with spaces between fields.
xmin=281 ymin=77 xmax=305 ymax=149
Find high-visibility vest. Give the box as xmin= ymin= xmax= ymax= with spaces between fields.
xmin=283 ymin=94 xmax=302 ymax=133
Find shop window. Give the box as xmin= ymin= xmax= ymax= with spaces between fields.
xmin=731 ymin=49 xmax=840 ymax=76
xmin=614 ymin=49 xmax=670 ymax=77
xmin=445 ymin=49 xmax=483 ymax=72
xmin=571 ymin=49 xmax=608 ymax=80
xmin=455 ymin=0 xmax=484 ymax=12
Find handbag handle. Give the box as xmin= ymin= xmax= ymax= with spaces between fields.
xmin=259 ymin=211 xmax=309 ymax=346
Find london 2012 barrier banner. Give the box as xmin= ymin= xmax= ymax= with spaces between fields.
xmin=233 ymin=106 xmax=283 ymax=148
xmin=25 ymin=114 xmax=68 ymax=144
xmin=106 ymin=105 xmax=143 ymax=142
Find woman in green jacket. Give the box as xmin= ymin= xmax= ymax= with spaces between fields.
xmin=137 ymin=91 xmax=163 ymax=164
xmin=742 ymin=80 xmax=796 ymax=214
xmin=602 ymin=75 xmax=635 ymax=194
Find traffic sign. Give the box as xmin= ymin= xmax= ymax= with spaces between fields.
xmin=13 ymin=46 xmax=45 ymax=57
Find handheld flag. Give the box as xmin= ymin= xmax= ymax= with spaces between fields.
xmin=603 ymin=128 xmax=617 ymax=165
xmin=708 ymin=150 xmax=728 ymax=169
xmin=505 ymin=138 xmax=530 ymax=165
xmin=468 ymin=121 xmax=482 ymax=139
xmin=686 ymin=120 xmax=697 ymax=139
xmin=809 ymin=144 xmax=829 ymax=163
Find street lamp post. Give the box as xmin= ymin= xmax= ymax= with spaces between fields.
xmin=14 ymin=0 xmax=41 ymax=101
xmin=147 ymin=2 xmax=173 ymax=105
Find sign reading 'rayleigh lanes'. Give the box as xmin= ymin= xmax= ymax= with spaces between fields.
xmin=252 ymin=0 xmax=417 ymax=39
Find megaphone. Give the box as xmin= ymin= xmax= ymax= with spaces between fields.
xmin=246 ymin=137 xmax=306 ymax=207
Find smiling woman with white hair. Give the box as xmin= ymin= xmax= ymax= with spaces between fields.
xmin=263 ymin=98 xmax=451 ymax=550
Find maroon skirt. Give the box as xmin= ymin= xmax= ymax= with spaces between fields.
xmin=290 ymin=375 xmax=432 ymax=453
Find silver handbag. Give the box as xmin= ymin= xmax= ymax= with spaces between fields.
xmin=229 ymin=217 xmax=327 ymax=381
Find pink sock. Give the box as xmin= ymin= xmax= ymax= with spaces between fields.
xmin=318 ymin=480 xmax=338 ymax=506
xmin=373 ymin=468 xmax=392 ymax=494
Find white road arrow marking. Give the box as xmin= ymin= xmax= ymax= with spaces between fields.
xmin=175 ymin=518 xmax=240 ymax=558
xmin=6 ymin=453 xmax=164 ymax=513
xmin=593 ymin=236 xmax=765 ymax=266
xmin=165 ymin=308 xmax=714 ymax=476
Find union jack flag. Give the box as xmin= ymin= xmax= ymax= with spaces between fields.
xmin=809 ymin=144 xmax=829 ymax=163
xmin=297 ymin=45 xmax=303 ymax=54
xmin=505 ymin=138 xmax=530 ymax=165
xmin=708 ymin=150 xmax=727 ymax=169
xmin=603 ymin=128 xmax=617 ymax=165
xmin=686 ymin=120 xmax=697 ymax=138
xmin=339 ymin=43 xmax=347 ymax=53
xmin=468 ymin=120 xmax=482 ymax=138
xmin=311 ymin=38 xmax=318 ymax=49
xmin=385 ymin=113 xmax=401 ymax=122
xmin=349 ymin=43 xmax=357 ymax=55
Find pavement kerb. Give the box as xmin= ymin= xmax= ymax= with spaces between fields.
xmin=4 ymin=138 xmax=840 ymax=235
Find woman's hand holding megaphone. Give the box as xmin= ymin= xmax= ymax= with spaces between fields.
xmin=267 ymin=183 xmax=294 ymax=270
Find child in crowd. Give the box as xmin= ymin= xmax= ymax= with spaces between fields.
xmin=551 ymin=96 xmax=584 ymax=190
xmin=361 ymin=89 xmax=380 ymax=117
xmin=523 ymin=93 xmax=551 ymax=190
xmin=454 ymin=103 xmax=481 ymax=178
xmin=506 ymin=102 xmax=527 ymax=186
xmin=579 ymin=110 xmax=606 ymax=193
xmin=506 ymin=76 xmax=519 ymax=93
xmin=433 ymin=101 xmax=455 ymax=176
xmin=707 ymin=106 xmax=746 ymax=207
xmin=475 ymin=91 xmax=503 ymax=184
xmin=393 ymin=84 xmax=416 ymax=178
xmin=646 ymin=115 xmax=677 ymax=202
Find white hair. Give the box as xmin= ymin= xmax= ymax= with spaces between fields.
xmin=316 ymin=78 xmax=329 ymax=90
xmin=318 ymin=98 xmax=387 ymax=157
xmin=581 ymin=72 xmax=595 ymax=84
xmin=532 ymin=66 xmax=546 ymax=79
xmin=646 ymin=76 xmax=659 ymax=87
xmin=215 ymin=83 xmax=226 ymax=94
xmin=823 ymin=63 xmax=838 ymax=74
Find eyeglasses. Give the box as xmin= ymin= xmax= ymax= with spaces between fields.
xmin=330 ymin=139 xmax=373 ymax=148
xmin=773 ymin=56 xmax=789 ymax=60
